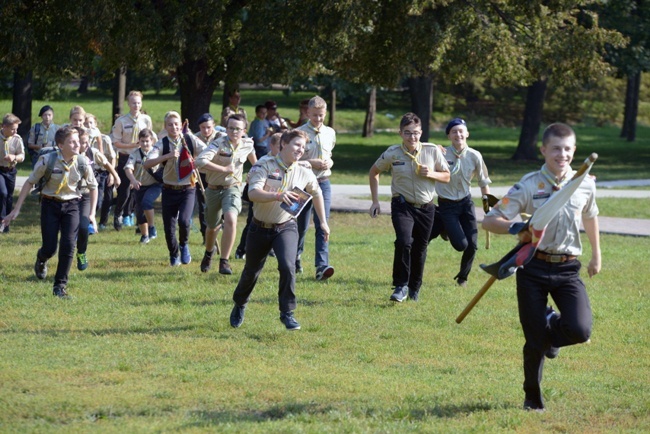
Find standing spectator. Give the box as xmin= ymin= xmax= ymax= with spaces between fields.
xmin=220 ymin=88 xmax=248 ymax=127
xmin=0 ymin=114 xmax=25 ymax=231
xmin=248 ymin=105 xmax=273 ymax=158
xmin=264 ymin=100 xmax=289 ymax=133
xmin=27 ymin=105 xmax=59 ymax=168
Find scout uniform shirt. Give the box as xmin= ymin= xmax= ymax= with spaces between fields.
xmin=124 ymin=148 xmax=160 ymax=187
xmin=436 ymin=146 xmax=491 ymax=200
xmin=99 ymin=134 xmax=117 ymax=168
xmin=78 ymin=147 xmax=109 ymax=194
xmin=1 ymin=133 xmax=24 ymax=169
xmin=297 ymin=121 xmax=335 ymax=180
xmin=374 ymin=142 xmax=449 ymax=206
xmin=28 ymin=151 xmax=98 ymax=201
xmin=248 ymin=156 xmax=322 ymax=224
xmin=195 ymin=135 xmax=254 ymax=187
xmin=28 ymin=123 xmax=58 ymax=150
xmin=111 ymin=112 xmax=154 ymax=155
xmin=487 ymin=165 xmax=598 ymax=256
xmin=195 ymin=130 xmax=226 ymax=175
xmin=148 ymin=134 xmax=206 ymax=187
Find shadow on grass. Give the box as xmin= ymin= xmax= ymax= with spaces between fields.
xmin=0 ymin=325 xmax=196 ymax=336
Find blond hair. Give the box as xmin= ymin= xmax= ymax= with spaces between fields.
xmin=308 ymin=96 xmax=327 ymax=110
xmin=69 ymin=105 xmax=86 ymax=119
xmin=2 ymin=113 xmax=21 ymax=126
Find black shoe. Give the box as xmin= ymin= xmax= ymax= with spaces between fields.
xmin=315 ymin=265 xmax=334 ymax=281
xmin=456 ymin=277 xmax=468 ymax=288
xmin=235 ymin=249 xmax=246 ymax=260
xmin=280 ymin=311 xmax=301 ymax=330
xmin=114 ymin=216 xmax=122 ymax=231
xmin=52 ymin=285 xmax=69 ymax=299
xmin=546 ymin=306 xmax=560 ymax=359
xmin=230 ymin=304 xmax=245 ymax=328
xmin=219 ymin=258 xmax=232 ymax=275
xmin=408 ymin=288 xmax=419 ymax=301
xmin=295 ymin=258 xmax=303 ymax=274
xmin=390 ymin=285 xmax=408 ymax=302
xmin=523 ymin=399 xmax=545 ymax=412
xmin=201 ymin=250 xmax=214 ymax=273
xmin=34 ymin=258 xmax=48 ymax=280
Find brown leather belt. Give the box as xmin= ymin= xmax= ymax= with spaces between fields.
xmin=207 ymin=183 xmax=240 ymax=190
xmin=163 ymin=184 xmax=194 ymax=191
xmin=42 ymin=195 xmax=71 ymax=203
xmin=535 ymin=251 xmax=577 ymax=263
xmin=253 ymin=217 xmax=291 ymax=230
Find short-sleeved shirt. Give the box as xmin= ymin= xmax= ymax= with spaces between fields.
xmin=1 ymin=134 xmax=25 ymax=169
xmin=27 ymin=123 xmax=59 ymax=148
xmin=148 ymin=134 xmax=206 ymax=186
xmin=79 ymin=147 xmax=109 ymax=193
xmin=195 ymin=131 xmax=226 ymax=174
xmin=486 ymin=169 xmax=599 ymax=255
xmin=111 ymin=113 xmax=154 ymax=155
xmin=28 ymin=152 xmax=97 ymax=200
xmin=248 ymin=156 xmax=322 ymax=224
xmin=220 ymin=106 xmax=248 ymax=127
xmin=298 ymin=121 xmax=336 ymax=180
xmin=100 ymin=134 xmax=117 ymax=163
xmin=248 ymin=118 xmax=268 ymax=148
xmin=195 ymin=136 xmax=254 ymax=187
xmin=125 ymin=148 xmax=160 ymax=187
xmin=436 ymin=146 xmax=491 ymax=200
xmin=373 ymin=142 xmax=449 ymax=205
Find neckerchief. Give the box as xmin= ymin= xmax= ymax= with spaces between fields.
xmin=540 ymin=164 xmax=573 ymax=191
xmin=450 ymin=146 xmax=467 ymax=176
xmin=129 ymin=113 xmax=140 ymax=144
xmin=307 ymin=121 xmax=323 ymax=159
xmin=54 ymin=150 xmax=77 ymax=195
xmin=401 ymin=142 xmax=421 ymax=173
xmin=2 ymin=134 xmax=8 ymax=157
xmin=275 ymin=155 xmax=295 ymax=192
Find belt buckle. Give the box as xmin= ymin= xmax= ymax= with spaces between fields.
xmin=548 ymin=254 xmax=563 ymax=263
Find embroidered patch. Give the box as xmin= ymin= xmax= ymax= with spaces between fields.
xmin=218 ymin=151 xmax=233 ymax=157
xmin=533 ymin=193 xmax=551 ymax=200
xmin=506 ymin=184 xmax=521 ymax=195
xmin=392 ymin=161 xmax=406 ymax=166
xmin=538 ymin=182 xmax=545 ymax=189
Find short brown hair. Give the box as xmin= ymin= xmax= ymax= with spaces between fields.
xmin=399 ymin=112 xmax=421 ymax=131
xmin=2 ymin=113 xmax=21 ymax=126
xmin=55 ymin=125 xmax=78 ymax=145
xmin=227 ymin=114 xmax=247 ymax=129
xmin=542 ymin=123 xmax=575 ymax=146
xmin=280 ymin=130 xmax=309 ymax=149
xmin=138 ymin=128 xmax=155 ymax=140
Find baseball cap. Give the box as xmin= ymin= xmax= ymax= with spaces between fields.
xmin=265 ymin=100 xmax=278 ymax=110
xmin=445 ymin=118 xmax=466 ymax=135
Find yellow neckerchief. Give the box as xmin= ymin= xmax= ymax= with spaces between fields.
xmin=275 ymin=155 xmax=295 ymax=192
xmin=201 ymin=131 xmax=216 ymax=144
xmin=450 ymin=145 xmax=467 ymax=176
xmin=1 ymin=133 xmax=9 ymax=156
xmin=540 ymin=164 xmax=573 ymax=191
xmin=307 ymin=121 xmax=323 ymax=159
xmin=128 ymin=112 xmax=140 ymax=144
xmin=54 ymin=150 xmax=78 ymax=195
xmin=401 ymin=142 xmax=422 ymax=173
xmin=41 ymin=123 xmax=51 ymax=146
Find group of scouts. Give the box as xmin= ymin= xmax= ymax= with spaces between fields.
xmin=1 ymin=90 xmax=601 ymax=412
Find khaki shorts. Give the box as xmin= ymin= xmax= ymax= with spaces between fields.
xmin=205 ymin=186 xmax=242 ymax=228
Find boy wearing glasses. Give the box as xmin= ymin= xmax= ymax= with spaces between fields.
xmin=369 ymin=113 xmax=449 ymax=302
xmin=195 ymin=114 xmax=257 ymax=275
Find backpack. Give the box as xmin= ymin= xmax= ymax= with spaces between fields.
xmin=31 ymin=151 xmax=88 ymax=196
xmin=140 ymin=148 xmax=163 ymax=183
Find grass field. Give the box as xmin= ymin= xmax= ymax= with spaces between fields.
xmin=0 ymin=201 xmax=649 ymax=432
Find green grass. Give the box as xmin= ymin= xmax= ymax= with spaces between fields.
xmin=0 ymin=203 xmax=649 ymax=432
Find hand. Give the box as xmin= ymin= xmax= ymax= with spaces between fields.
xmin=418 ymin=165 xmax=432 ymax=177
xmin=130 ymin=180 xmax=141 ymax=190
xmin=3 ymin=154 xmax=14 ymax=163
xmin=517 ymin=226 xmax=533 ymax=244
xmin=320 ymin=221 xmax=330 ymax=242
xmin=2 ymin=210 xmax=19 ymax=227
xmin=588 ymin=256 xmax=601 ymax=278
xmin=113 ymin=176 xmax=121 ymax=188
xmin=369 ymin=203 xmax=380 ymax=218
xmin=224 ymin=163 xmax=235 ymax=174
xmin=88 ymin=215 xmax=98 ymax=234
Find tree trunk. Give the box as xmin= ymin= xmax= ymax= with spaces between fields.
xmin=176 ymin=58 xmax=218 ymax=133
xmin=362 ymin=86 xmax=377 ymax=138
xmin=328 ymin=88 xmax=336 ymax=128
xmin=513 ymin=78 xmax=547 ymax=161
xmin=11 ymin=69 xmax=33 ymax=143
xmin=77 ymin=76 xmax=89 ymax=94
xmin=408 ymin=75 xmax=433 ymax=142
xmin=112 ymin=66 xmax=127 ymax=126
xmin=622 ymin=72 xmax=641 ymax=142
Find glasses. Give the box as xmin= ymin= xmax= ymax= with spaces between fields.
xmin=227 ymin=127 xmax=244 ymax=133
xmin=401 ymin=130 xmax=422 ymax=137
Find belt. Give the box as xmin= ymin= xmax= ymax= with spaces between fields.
xmin=42 ymin=195 xmax=72 ymax=203
xmin=253 ymin=217 xmax=291 ymax=230
xmin=394 ymin=196 xmax=434 ymax=209
xmin=163 ymin=184 xmax=195 ymax=191
xmin=0 ymin=166 xmax=15 ymax=172
xmin=317 ymin=177 xmax=329 ymax=183
xmin=438 ymin=196 xmax=467 ymax=204
xmin=207 ymin=183 xmax=240 ymax=190
xmin=535 ymin=251 xmax=577 ymax=263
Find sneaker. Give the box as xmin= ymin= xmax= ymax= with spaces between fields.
xmin=235 ymin=249 xmax=246 ymax=260
xmin=280 ymin=311 xmax=301 ymax=330
xmin=546 ymin=306 xmax=560 ymax=359
xmin=180 ymin=244 xmax=191 ymax=264
xmin=114 ymin=216 xmax=123 ymax=231
xmin=98 ymin=224 xmax=107 ymax=231
xmin=295 ymin=257 xmax=303 ymax=274
xmin=315 ymin=265 xmax=334 ymax=281
xmin=170 ymin=255 xmax=181 ymax=267
xmin=76 ymin=252 xmax=88 ymax=271
xmin=390 ymin=285 xmax=409 ymax=302
xmin=140 ymin=235 xmax=150 ymax=244
xmin=124 ymin=215 xmax=133 ymax=227
xmin=88 ymin=223 xmax=95 ymax=235
xmin=408 ymin=288 xmax=419 ymax=301
xmin=34 ymin=258 xmax=48 ymax=280
xmin=523 ymin=400 xmax=545 ymax=412
xmin=230 ymin=304 xmax=246 ymax=328
xmin=200 ymin=249 xmax=214 ymax=273
xmin=53 ymin=285 xmax=69 ymax=299
xmin=219 ymin=258 xmax=232 ymax=275
xmin=149 ymin=226 xmax=157 ymax=240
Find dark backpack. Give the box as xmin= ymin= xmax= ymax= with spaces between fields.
xmin=141 ymin=148 xmax=163 ymax=183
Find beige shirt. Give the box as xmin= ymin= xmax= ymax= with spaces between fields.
xmin=374 ymin=142 xmax=449 ymax=205
xmin=27 ymin=123 xmax=59 ymax=148
xmin=195 ymin=136 xmax=254 ymax=186
xmin=125 ymin=148 xmax=160 ymax=187
xmin=436 ymin=146 xmax=491 ymax=200
xmin=220 ymin=106 xmax=248 ymax=127
xmin=28 ymin=152 xmax=97 ymax=200
xmin=248 ymin=156 xmax=322 ymax=224
xmin=486 ymin=170 xmax=599 ymax=255
xmin=100 ymin=134 xmax=117 ymax=163
xmin=148 ymin=134 xmax=206 ymax=186
xmin=1 ymin=133 xmax=25 ymax=168
xmin=297 ymin=121 xmax=335 ymax=179
xmin=79 ymin=148 xmax=109 ymax=193
xmin=195 ymin=131 xmax=226 ymax=174
xmin=110 ymin=113 xmax=154 ymax=155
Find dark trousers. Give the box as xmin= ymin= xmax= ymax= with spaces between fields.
xmin=95 ymin=171 xmax=111 ymax=225
xmin=195 ymin=173 xmax=208 ymax=240
xmin=516 ymin=258 xmax=592 ymax=408
xmin=391 ymin=196 xmax=435 ymax=291
xmin=233 ymin=219 xmax=298 ymax=313
xmin=114 ymin=153 xmax=134 ymax=219
xmin=38 ymin=197 xmax=80 ymax=288
xmin=77 ymin=193 xmax=91 ymax=254
xmin=0 ymin=167 xmax=17 ymax=220
xmin=236 ymin=197 xmax=254 ymax=254
xmin=431 ymin=195 xmax=478 ymax=281
xmin=161 ymin=187 xmax=196 ymax=258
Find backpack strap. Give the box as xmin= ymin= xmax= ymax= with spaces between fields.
xmin=183 ymin=133 xmax=194 ymax=155
xmin=34 ymin=123 xmax=41 ymax=144
xmin=161 ymin=137 xmax=169 ymax=166
xmin=76 ymin=154 xmax=88 ymax=187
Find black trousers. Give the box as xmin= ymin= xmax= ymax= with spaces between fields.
xmin=430 ymin=195 xmax=478 ymax=281
xmin=114 ymin=153 xmax=134 ymax=219
xmin=0 ymin=167 xmax=17 ymax=220
xmin=194 ymin=173 xmax=208 ymax=240
xmin=38 ymin=197 xmax=80 ymax=288
xmin=161 ymin=187 xmax=196 ymax=258
xmin=95 ymin=171 xmax=112 ymax=226
xmin=233 ymin=219 xmax=298 ymax=313
xmin=516 ymin=257 xmax=592 ymax=408
xmin=391 ymin=196 xmax=435 ymax=291
xmin=77 ymin=193 xmax=91 ymax=254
